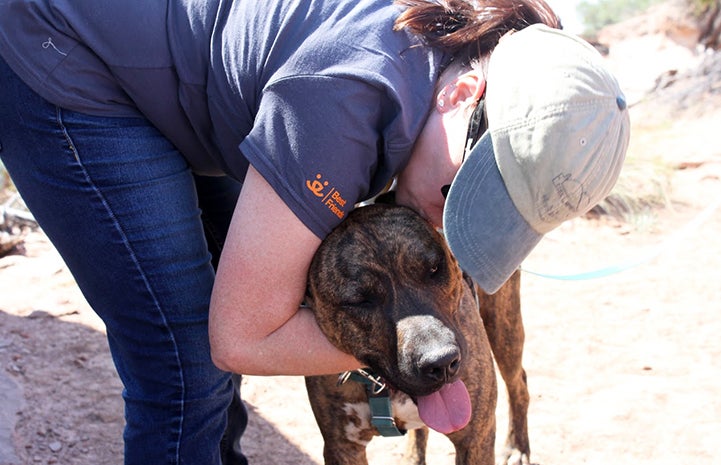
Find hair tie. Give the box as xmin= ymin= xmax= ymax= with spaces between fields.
xmin=433 ymin=12 xmax=466 ymax=36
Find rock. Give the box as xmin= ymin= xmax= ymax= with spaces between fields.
xmin=48 ymin=441 xmax=63 ymax=453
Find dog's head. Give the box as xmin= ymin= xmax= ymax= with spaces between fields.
xmin=306 ymin=203 xmax=471 ymax=397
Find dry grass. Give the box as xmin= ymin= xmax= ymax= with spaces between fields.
xmin=591 ymin=151 xmax=674 ymax=227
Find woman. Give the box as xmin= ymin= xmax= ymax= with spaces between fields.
xmin=0 ymin=0 xmax=629 ymax=463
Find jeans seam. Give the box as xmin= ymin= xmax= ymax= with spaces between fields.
xmin=55 ymin=107 xmax=186 ymax=464
xmin=204 ymin=220 xmax=224 ymax=254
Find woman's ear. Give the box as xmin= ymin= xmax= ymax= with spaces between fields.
xmin=437 ymin=70 xmax=486 ymax=113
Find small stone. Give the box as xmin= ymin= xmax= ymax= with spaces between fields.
xmin=48 ymin=441 xmax=63 ymax=452
xmin=27 ymin=310 xmax=51 ymax=319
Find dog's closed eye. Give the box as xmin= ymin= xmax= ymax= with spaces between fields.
xmin=339 ymin=286 xmax=384 ymax=310
xmin=341 ymin=299 xmax=377 ymax=310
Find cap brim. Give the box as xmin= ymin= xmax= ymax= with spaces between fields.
xmin=442 ymin=131 xmax=542 ymax=294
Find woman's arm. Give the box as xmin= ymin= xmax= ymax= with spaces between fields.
xmin=209 ymin=166 xmax=362 ymax=376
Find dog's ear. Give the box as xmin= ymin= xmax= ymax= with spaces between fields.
xmin=462 ymin=271 xmax=475 ymax=292
xmin=462 ymin=271 xmax=480 ymax=307
xmin=374 ymin=191 xmax=396 ymax=205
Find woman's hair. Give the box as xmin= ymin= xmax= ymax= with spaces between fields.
xmin=394 ymin=0 xmax=561 ymax=65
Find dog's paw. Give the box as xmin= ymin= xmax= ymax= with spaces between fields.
xmin=499 ymin=448 xmax=530 ymax=465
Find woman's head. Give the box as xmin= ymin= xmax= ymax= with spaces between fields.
xmin=393 ymin=4 xmax=630 ymax=295
xmin=395 ymin=0 xmax=561 ymax=226
xmin=394 ymin=0 xmax=561 ymax=66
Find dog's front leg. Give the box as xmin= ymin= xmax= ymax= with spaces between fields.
xmin=306 ymin=375 xmax=375 ymax=465
xmin=402 ymin=427 xmax=428 ymax=465
xmin=448 ymin=422 xmax=496 ymax=465
xmin=321 ymin=443 xmax=369 ymax=465
xmin=478 ymin=270 xmax=530 ymax=465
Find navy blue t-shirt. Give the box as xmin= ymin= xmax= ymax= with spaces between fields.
xmin=0 ymin=0 xmax=445 ymax=237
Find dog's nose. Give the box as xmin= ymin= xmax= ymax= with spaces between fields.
xmin=419 ymin=347 xmax=461 ymax=383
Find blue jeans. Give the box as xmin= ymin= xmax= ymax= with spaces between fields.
xmin=0 ymin=57 xmax=248 ymax=465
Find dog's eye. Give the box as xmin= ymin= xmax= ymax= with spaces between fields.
xmin=428 ymin=257 xmax=444 ymax=276
xmin=425 ymin=256 xmax=449 ymax=284
xmin=339 ymin=279 xmax=383 ymax=310
xmin=341 ymin=298 xmax=377 ymax=310
xmin=340 ymin=290 xmax=381 ymax=310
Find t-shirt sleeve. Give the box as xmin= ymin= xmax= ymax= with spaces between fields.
xmin=239 ymin=75 xmax=391 ymax=239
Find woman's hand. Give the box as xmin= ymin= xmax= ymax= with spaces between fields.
xmin=209 ymin=166 xmax=361 ymax=375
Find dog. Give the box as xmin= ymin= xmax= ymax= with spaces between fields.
xmin=304 ymin=201 xmax=530 ymax=465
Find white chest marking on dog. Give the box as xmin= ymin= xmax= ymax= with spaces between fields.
xmin=391 ymin=396 xmax=425 ymax=430
xmin=343 ymin=402 xmax=372 ymax=445
xmin=343 ymin=396 xmax=426 ymax=444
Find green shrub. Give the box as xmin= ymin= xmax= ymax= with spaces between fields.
xmin=578 ymin=0 xmax=667 ymax=35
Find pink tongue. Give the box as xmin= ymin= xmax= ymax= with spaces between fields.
xmin=416 ymin=380 xmax=471 ymax=434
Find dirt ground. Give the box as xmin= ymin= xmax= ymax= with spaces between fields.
xmin=2 ymin=13 xmax=721 ymax=465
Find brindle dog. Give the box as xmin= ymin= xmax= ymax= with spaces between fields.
xmin=304 ymin=202 xmax=530 ymax=465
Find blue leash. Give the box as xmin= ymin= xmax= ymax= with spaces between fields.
xmin=521 ymin=197 xmax=721 ymax=281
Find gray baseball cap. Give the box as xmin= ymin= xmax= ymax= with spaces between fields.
xmin=443 ymin=24 xmax=630 ymax=294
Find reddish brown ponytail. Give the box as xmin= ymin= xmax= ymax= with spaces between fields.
xmin=394 ymin=0 xmax=561 ymax=64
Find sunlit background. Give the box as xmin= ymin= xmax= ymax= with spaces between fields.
xmin=547 ymin=0 xmax=585 ymax=34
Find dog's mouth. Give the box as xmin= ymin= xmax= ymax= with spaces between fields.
xmin=350 ymin=364 xmax=472 ymax=434
xmin=355 ymin=370 xmax=473 ymax=435
xmin=382 ymin=321 xmax=471 ymax=434
xmin=414 ymin=379 xmax=471 ymax=434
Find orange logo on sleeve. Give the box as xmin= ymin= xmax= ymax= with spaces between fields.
xmin=305 ymin=173 xmax=347 ymax=220
xmin=306 ymin=174 xmax=328 ymax=197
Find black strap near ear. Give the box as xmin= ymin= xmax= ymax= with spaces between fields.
xmin=441 ymin=95 xmax=488 ymax=199
xmin=462 ymin=95 xmax=487 ymax=163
